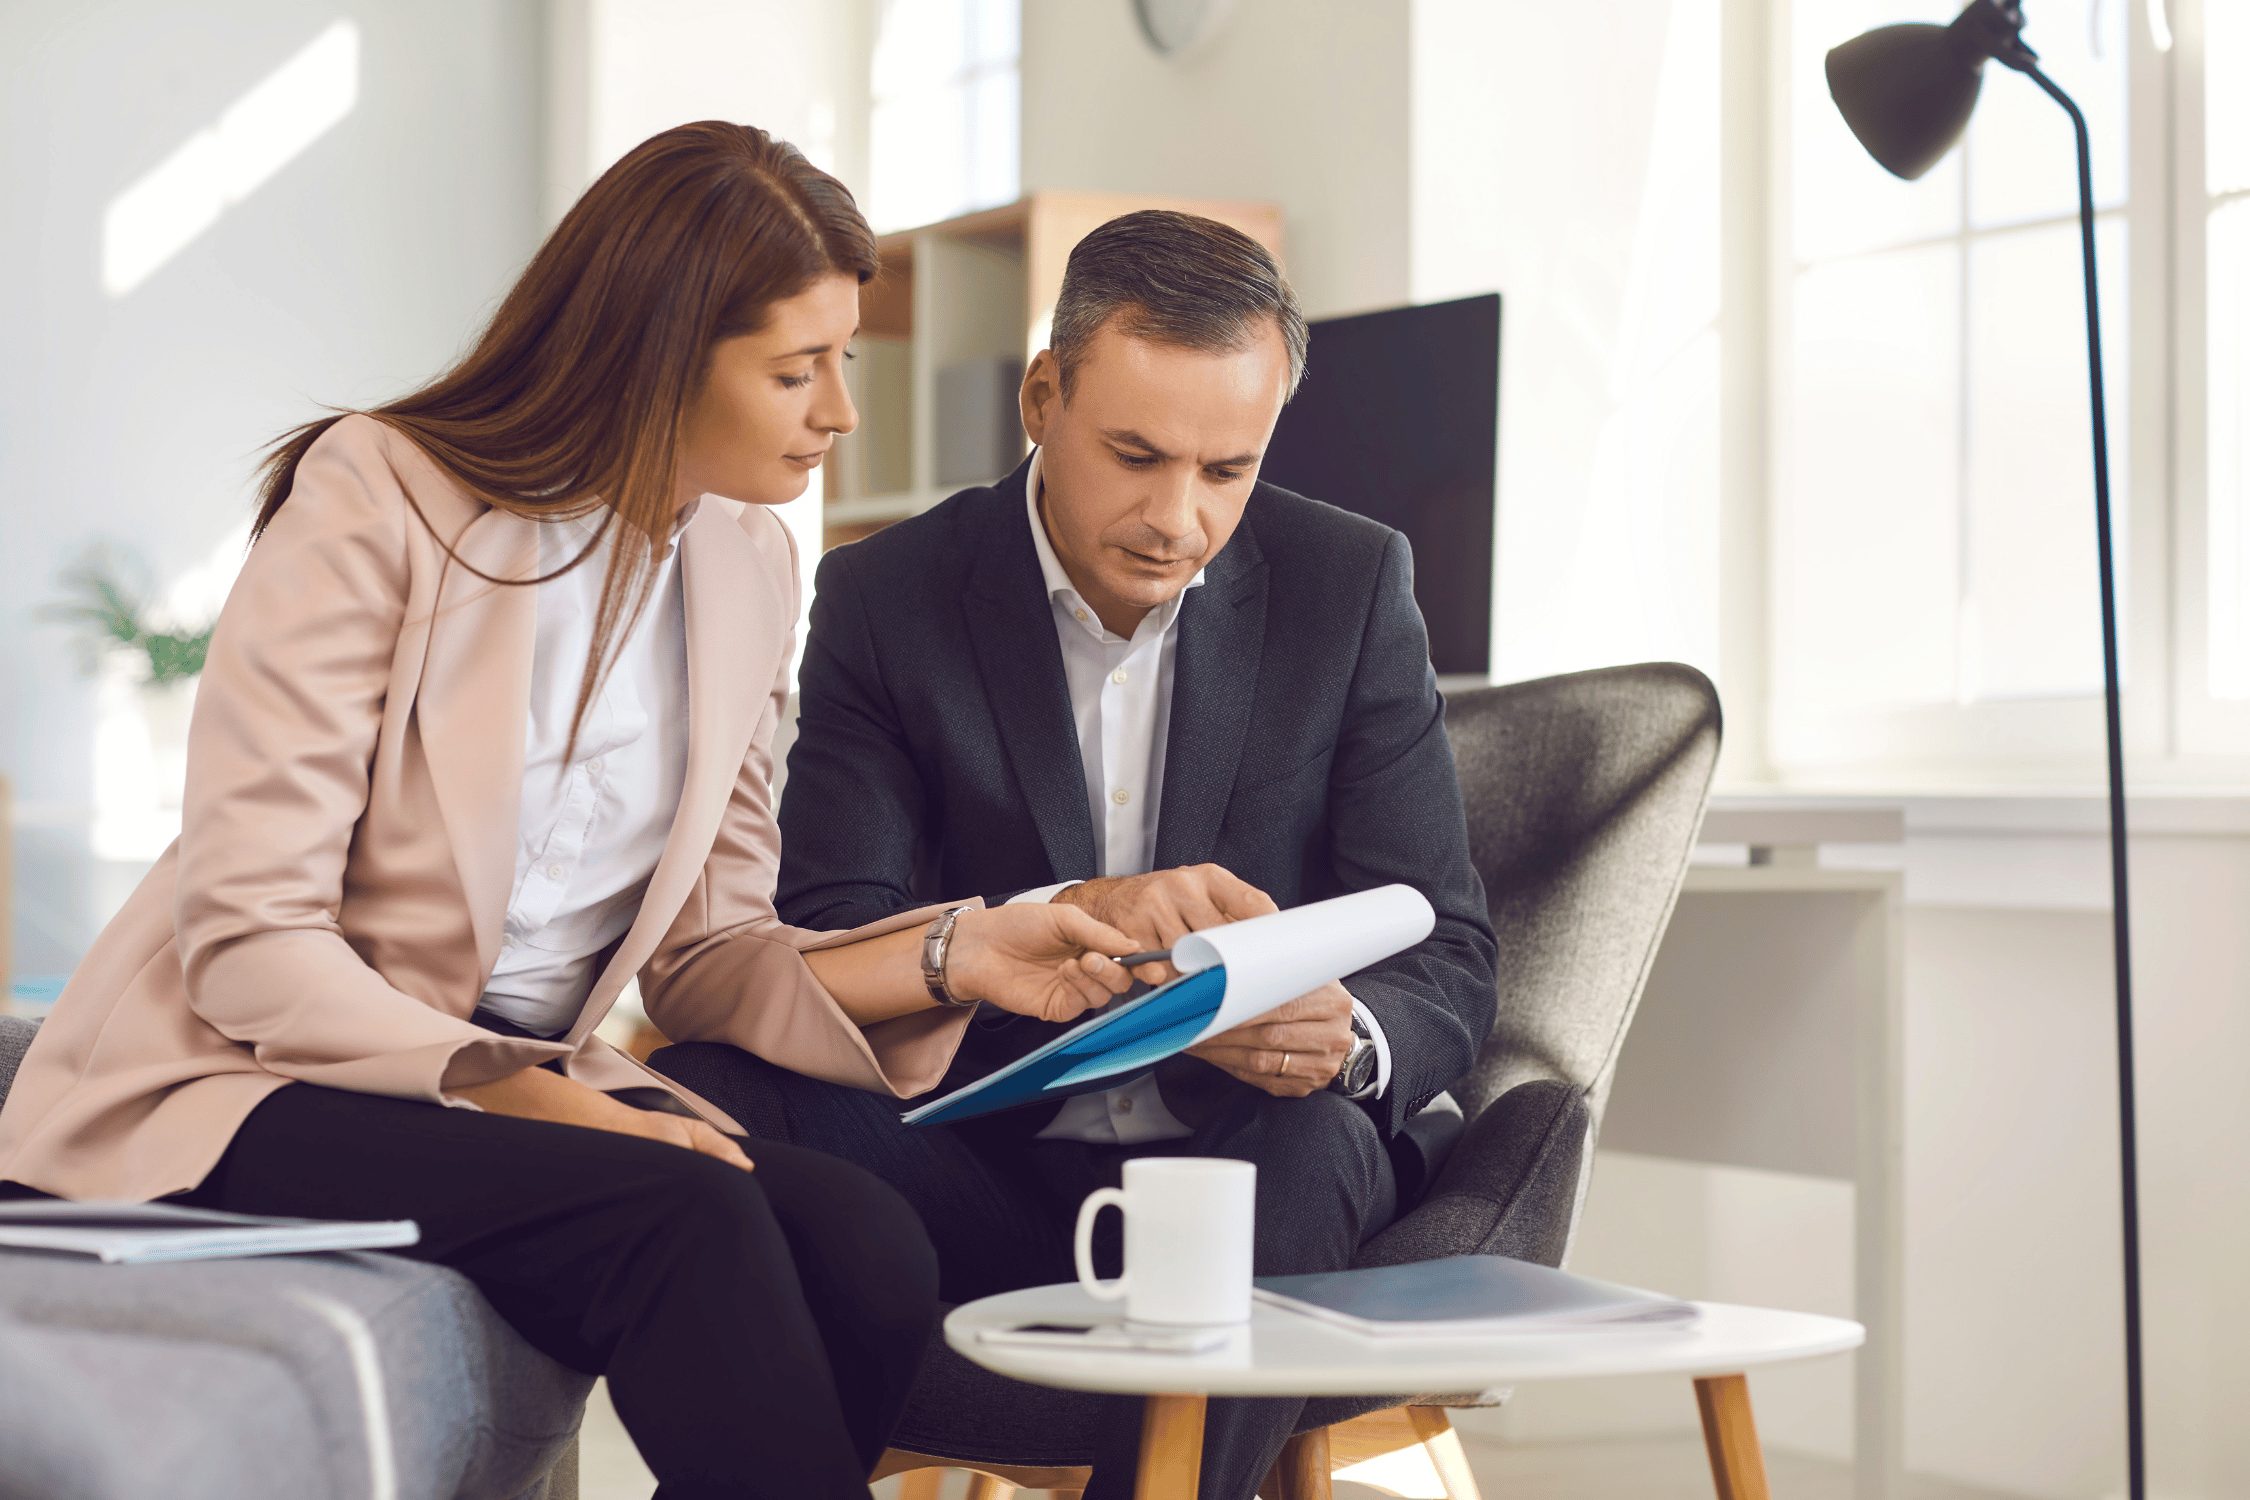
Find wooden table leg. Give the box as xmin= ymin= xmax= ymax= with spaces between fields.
xmin=1135 ymin=1393 xmax=1207 ymax=1500
xmin=1695 ymin=1374 xmax=1772 ymax=1500
xmin=894 ymin=1471 xmax=944 ymax=1500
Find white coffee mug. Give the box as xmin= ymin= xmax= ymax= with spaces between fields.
xmin=1073 ymin=1157 xmax=1256 ymax=1327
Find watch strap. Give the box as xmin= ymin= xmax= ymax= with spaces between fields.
xmin=920 ymin=905 xmax=977 ymax=1008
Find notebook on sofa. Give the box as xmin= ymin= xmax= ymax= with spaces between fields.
xmin=902 ymin=884 xmax=1436 ymax=1127
xmin=0 ymin=1200 xmax=419 ymax=1264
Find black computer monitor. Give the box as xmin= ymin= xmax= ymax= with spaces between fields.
xmin=1258 ymin=292 xmax=1499 ymax=677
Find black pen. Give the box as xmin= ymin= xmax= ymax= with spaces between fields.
xmin=1114 ymin=950 xmax=1172 ymax=969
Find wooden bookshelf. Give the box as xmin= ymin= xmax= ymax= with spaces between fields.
xmin=822 ymin=191 xmax=1284 ymax=551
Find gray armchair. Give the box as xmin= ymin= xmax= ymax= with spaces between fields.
xmin=875 ymin=661 xmax=1722 ymax=1499
xmin=1267 ymin=661 xmax=1723 ymax=1497
xmin=0 ymin=1014 xmax=590 ymax=1500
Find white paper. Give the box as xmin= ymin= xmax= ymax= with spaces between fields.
xmin=1173 ymin=884 xmax=1435 ymax=1042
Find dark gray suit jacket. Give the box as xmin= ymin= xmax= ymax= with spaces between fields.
xmin=775 ymin=458 xmax=1498 ymax=1136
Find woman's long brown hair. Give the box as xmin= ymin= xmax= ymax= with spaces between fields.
xmin=253 ymin=121 xmax=877 ymax=742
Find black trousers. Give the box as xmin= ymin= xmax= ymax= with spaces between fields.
xmin=178 ymin=1083 xmax=939 ymax=1500
xmin=651 ymin=1043 xmax=1398 ymax=1500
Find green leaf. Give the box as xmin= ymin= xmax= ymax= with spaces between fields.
xmin=142 ymin=631 xmax=212 ymax=686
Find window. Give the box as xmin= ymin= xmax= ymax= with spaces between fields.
xmin=866 ymin=0 xmax=1020 ymax=233
xmin=1774 ymin=0 xmax=2131 ymax=777
xmin=2203 ymin=0 xmax=2250 ymax=700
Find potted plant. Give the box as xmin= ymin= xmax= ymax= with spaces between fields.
xmin=44 ymin=552 xmax=216 ymax=859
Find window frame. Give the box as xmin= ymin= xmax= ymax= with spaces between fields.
xmin=2169 ymin=0 xmax=2250 ymax=759
xmin=866 ymin=0 xmax=1022 ymax=235
xmin=1750 ymin=0 xmax=2250 ymax=788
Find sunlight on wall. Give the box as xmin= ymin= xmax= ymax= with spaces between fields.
xmin=100 ymin=19 xmax=359 ymax=298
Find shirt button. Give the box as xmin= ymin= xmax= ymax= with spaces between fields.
xmin=586 ymin=758 xmax=604 ymax=775
xmin=1112 ymin=788 xmax=1131 ymax=805
xmin=1117 ymin=1095 xmax=1136 ymax=1114
xmin=1111 ymin=668 xmax=1129 ymax=685
xmin=547 ymin=863 xmax=565 ymax=880
xmin=1074 ymin=608 xmax=1090 ymax=622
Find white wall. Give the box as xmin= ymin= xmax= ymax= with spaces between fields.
xmin=1464 ymin=805 xmax=2250 ymax=1500
xmin=2120 ymin=824 xmax=2250 ymax=1500
xmin=1017 ymin=0 xmax=1411 ymax=323
xmin=1 ymin=0 xmax=542 ymax=979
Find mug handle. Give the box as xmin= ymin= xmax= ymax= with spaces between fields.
xmin=1073 ymin=1187 xmax=1129 ymax=1302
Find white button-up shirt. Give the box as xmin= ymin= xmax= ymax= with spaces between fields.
xmin=476 ymin=507 xmax=693 ymax=1037
xmin=1032 ymin=455 xmax=1202 ymax=880
xmin=1011 ymin=450 xmax=1389 ymax=1145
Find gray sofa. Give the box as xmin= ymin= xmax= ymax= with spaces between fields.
xmin=0 ymin=1015 xmax=588 ymax=1500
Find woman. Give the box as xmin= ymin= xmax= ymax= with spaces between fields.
xmin=0 ymin=123 xmax=1141 ymax=1498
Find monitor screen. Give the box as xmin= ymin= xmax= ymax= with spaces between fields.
xmin=1258 ymin=293 xmax=1499 ymax=676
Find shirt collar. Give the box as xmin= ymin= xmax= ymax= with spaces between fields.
xmin=553 ymin=495 xmax=706 ymax=557
xmin=1023 ymin=447 xmax=1206 ymax=644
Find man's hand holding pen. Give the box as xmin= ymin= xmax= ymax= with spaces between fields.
xmin=1053 ymin=864 xmax=1356 ymax=1095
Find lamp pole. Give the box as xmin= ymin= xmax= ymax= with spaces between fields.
xmin=1824 ymin=7 xmax=2142 ymax=1498
xmin=2019 ymin=62 xmax=2143 ymax=1500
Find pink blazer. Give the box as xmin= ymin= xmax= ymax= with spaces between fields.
xmin=0 ymin=417 xmax=974 ymax=1202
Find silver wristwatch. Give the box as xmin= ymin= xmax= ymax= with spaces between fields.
xmin=920 ymin=905 xmax=978 ymax=1008
xmin=1327 ymin=1014 xmax=1378 ymax=1095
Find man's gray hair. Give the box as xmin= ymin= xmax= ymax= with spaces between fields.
xmin=1049 ymin=210 xmax=1308 ymax=400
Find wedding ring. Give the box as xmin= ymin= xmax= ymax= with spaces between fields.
xmin=1278 ymin=1051 xmax=1291 ymax=1077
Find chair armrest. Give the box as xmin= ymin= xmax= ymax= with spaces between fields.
xmin=1352 ymin=1077 xmax=1589 ymax=1271
xmin=1385 ymin=1092 xmax=1465 ymax=1209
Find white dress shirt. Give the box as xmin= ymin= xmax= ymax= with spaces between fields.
xmin=476 ymin=507 xmax=693 ymax=1037
xmin=1010 ymin=450 xmax=1390 ymax=1145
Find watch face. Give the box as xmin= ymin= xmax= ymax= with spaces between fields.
xmin=1334 ymin=1038 xmax=1376 ymax=1093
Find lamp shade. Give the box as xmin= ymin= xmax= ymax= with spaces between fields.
xmin=1825 ymin=0 xmax=2037 ymax=181
xmin=1825 ymin=24 xmax=1983 ymax=179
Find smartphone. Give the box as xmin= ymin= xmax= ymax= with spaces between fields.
xmin=976 ymin=1320 xmax=1232 ymax=1353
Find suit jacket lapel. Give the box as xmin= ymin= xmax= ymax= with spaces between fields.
xmin=571 ymin=501 xmax=770 ymax=1040
xmin=415 ymin=509 xmax=540 ymax=980
xmin=966 ymin=471 xmax=1100 ymax=883
xmin=1154 ymin=519 xmax=1269 ymax=871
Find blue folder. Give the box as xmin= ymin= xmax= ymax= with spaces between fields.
xmin=901 ymin=966 xmax=1229 ymax=1127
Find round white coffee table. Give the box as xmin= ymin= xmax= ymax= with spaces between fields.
xmin=946 ymin=1283 xmax=1864 ymax=1499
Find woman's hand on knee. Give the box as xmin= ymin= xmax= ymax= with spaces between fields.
xmin=452 ymin=1066 xmax=754 ymax=1171
xmin=625 ymin=1111 xmax=756 ymax=1173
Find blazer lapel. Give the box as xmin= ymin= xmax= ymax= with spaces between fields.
xmin=965 ymin=478 xmax=1100 ymax=884
xmin=1153 ymin=520 xmax=1269 ymax=871
xmin=415 ymin=509 xmax=540 ymax=979
xmin=570 ymin=501 xmax=772 ymax=1040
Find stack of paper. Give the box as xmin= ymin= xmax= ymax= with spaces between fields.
xmin=1253 ymin=1255 xmax=1698 ymax=1337
xmin=0 ymin=1200 xmax=419 ymax=1264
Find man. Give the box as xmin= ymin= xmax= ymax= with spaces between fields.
xmin=653 ymin=211 xmax=1497 ymax=1500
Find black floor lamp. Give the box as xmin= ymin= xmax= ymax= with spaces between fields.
xmin=1824 ymin=3 xmax=2143 ymax=1497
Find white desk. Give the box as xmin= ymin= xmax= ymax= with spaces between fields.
xmin=1599 ymin=806 xmax=1905 ymax=1500
xmin=947 ymin=1284 xmax=1864 ymax=1499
